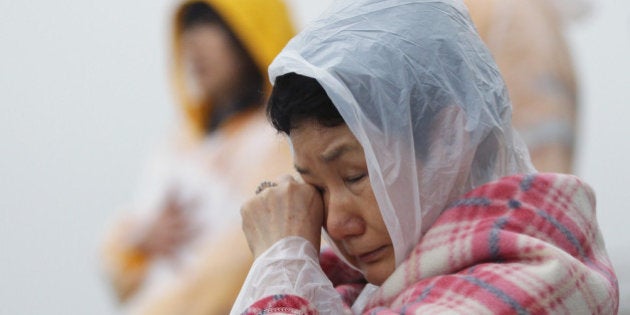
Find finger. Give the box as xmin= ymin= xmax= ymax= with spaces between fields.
xmin=277 ymin=174 xmax=296 ymax=183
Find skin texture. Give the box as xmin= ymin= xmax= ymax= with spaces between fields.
xmin=241 ymin=174 xmax=324 ymax=258
xmin=241 ymin=121 xmax=395 ymax=285
xmin=182 ymin=24 xmax=244 ymax=107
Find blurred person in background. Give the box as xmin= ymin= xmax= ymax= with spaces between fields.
xmin=99 ymin=0 xmax=294 ymax=314
xmin=464 ymin=0 xmax=590 ymax=173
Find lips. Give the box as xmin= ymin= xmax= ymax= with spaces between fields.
xmin=356 ymin=245 xmax=388 ymax=264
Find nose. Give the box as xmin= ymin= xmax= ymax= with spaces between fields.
xmin=324 ymin=189 xmax=365 ymax=241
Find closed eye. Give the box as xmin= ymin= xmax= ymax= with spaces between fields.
xmin=345 ymin=173 xmax=366 ymax=184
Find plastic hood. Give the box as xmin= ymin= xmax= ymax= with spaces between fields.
xmin=269 ymin=0 xmax=535 ymax=267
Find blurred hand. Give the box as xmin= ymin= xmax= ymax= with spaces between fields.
xmin=241 ymin=175 xmax=324 ymax=258
xmin=137 ymin=194 xmax=199 ymax=260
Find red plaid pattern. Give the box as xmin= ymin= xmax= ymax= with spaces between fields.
xmin=241 ymin=174 xmax=619 ymax=314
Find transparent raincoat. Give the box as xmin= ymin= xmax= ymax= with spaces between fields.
xmin=232 ymin=0 xmax=535 ymax=313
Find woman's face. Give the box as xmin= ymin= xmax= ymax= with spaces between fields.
xmin=290 ymin=120 xmax=395 ymax=285
xmin=182 ymin=24 xmax=242 ymax=100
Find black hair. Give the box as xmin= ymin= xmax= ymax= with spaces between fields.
xmin=180 ymin=1 xmax=224 ymax=29
xmin=179 ymin=1 xmax=264 ymax=133
xmin=267 ymin=73 xmax=345 ymax=134
xmin=269 ymin=73 xmax=440 ymax=161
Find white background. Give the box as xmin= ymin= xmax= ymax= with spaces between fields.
xmin=0 ymin=1 xmax=627 ymax=314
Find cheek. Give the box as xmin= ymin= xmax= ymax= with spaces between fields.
xmin=360 ymin=184 xmax=387 ymax=230
xmin=193 ymin=34 xmax=232 ymax=64
xmin=331 ymin=238 xmax=358 ymax=266
xmin=213 ymin=47 xmax=242 ymax=78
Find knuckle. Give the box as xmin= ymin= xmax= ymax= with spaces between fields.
xmin=240 ymin=198 xmax=257 ymax=216
xmin=278 ymin=174 xmax=294 ymax=182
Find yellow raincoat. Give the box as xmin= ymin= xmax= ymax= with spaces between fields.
xmin=100 ymin=0 xmax=295 ymax=314
xmin=464 ymin=0 xmax=579 ymax=173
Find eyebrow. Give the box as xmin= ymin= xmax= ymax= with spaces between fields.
xmin=321 ymin=143 xmax=356 ymax=162
xmin=294 ymin=143 xmax=359 ymax=175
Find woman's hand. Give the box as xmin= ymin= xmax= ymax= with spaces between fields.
xmin=241 ymin=175 xmax=324 ymax=258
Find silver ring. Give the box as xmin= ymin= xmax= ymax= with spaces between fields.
xmin=255 ymin=181 xmax=277 ymax=194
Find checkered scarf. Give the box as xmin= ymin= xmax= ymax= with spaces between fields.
xmin=242 ymin=174 xmax=619 ymax=314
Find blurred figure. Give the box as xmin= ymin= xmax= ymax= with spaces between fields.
xmin=100 ymin=0 xmax=295 ymax=314
xmin=464 ymin=0 xmax=590 ymax=173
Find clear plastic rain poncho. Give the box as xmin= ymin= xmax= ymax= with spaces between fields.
xmin=232 ymin=0 xmax=534 ymax=313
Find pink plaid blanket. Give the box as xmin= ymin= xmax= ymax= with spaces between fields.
xmin=242 ymin=174 xmax=619 ymax=314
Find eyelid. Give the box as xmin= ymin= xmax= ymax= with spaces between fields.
xmin=345 ymin=173 xmax=367 ymax=183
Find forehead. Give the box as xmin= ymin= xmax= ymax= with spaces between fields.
xmin=182 ymin=23 xmax=226 ymax=41
xmin=289 ymin=121 xmax=360 ymax=162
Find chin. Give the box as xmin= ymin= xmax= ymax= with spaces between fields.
xmin=365 ymin=271 xmax=389 ymax=286
xmin=362 ymin=260 xmax=395 ymax=285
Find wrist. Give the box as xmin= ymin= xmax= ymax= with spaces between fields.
xmin=256 ymin=236 xmax=320 ymax=262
